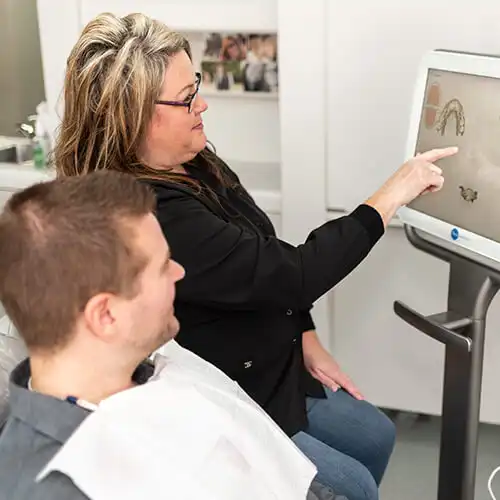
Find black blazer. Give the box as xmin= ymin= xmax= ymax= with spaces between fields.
xmin=146 ymin=162 xmax=384 ymax=437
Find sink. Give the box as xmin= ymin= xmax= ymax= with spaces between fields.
xmin=0 ymin=143 xmax=33 ymax=164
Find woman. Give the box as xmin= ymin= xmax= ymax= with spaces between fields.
xmin=54 ymin=13 xmax=456 ymax=500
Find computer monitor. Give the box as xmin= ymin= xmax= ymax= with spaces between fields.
xmin=398 ymin=49 xmax=500 ymax=264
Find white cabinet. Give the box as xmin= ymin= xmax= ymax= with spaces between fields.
xmin=330 ymin=223 xmax=500 ymax=424
xmin=0 ymin=189 xmax=13 ymax=210
xmin=329 ymin=224 xmax=449 ymax=415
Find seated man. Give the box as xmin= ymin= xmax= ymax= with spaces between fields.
xmin=0 ymin=171 xmax=345 ymax=500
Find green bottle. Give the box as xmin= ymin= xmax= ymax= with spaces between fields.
xmin=32 ymin=113 xmax=48 ymax=170
xmin=32 ymin=138 xmax=46 ymax=170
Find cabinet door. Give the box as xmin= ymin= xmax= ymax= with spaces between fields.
xmin=329 ymin=225 xmax=450 ymax=416
xmin=329 ymin=225 xmax=500 ymax=423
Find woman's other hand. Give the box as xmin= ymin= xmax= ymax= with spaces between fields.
xmin=302 ymin=330 xmax=364 ymax=400
xmin=365 ymin=146 xmax=458 ymax=226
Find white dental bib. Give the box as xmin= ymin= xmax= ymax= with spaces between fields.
xmin=36 ymin=340 xmax=317 ymax=499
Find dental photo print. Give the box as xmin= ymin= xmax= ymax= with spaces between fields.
xmin=200 ymin=32 xmax=278 ymax=94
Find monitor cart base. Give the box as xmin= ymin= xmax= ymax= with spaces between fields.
xmin=394 ymin=225 xmax=500 ymax=500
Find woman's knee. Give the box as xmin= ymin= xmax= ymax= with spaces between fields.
xmin=308 ymin=390 xmax=396 ymax=464
xmin=368 ymin=406 xmax=396 ymax=458
xmin=307 ymin=390 xmax=396 ymax=483
xmin=340 ymin=395 xmax=396 ymax=461
xmin=356 ymin=405 xmax=396 ymax=483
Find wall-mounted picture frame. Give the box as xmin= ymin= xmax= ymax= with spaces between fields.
xmin=195 ymin=32 xmax=278 ymax=95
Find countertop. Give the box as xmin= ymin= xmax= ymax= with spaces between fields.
xmin=0 ymin=136 xmax=281 ymax=213
xmin=0 ymin=135 xmax=54 ymax=189
xmin=0 ymin=163 xmax=280 ymax=213
xmin=0 ymin=162 xmax=53 ymax=189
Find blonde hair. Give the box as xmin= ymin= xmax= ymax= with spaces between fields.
xmin=55 ymin=12 xmax=235 ymax=194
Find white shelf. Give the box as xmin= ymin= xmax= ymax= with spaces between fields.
xmin=79 ymin=0 xmax=278 ymax=33
xmin=218 ymin=158 xmax=281 ymax=213
xmin=248 ymin=190 xmax=281 ymax=214
xmin=202 ymin=89 xmax=278 ymax=100
xmin=226 ymin=159 xmax=280 ymax=191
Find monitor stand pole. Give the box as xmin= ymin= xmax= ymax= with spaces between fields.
xmin=394 ymin=225 xmax=500 ymax=500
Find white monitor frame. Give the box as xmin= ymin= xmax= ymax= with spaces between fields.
xmin=398 ymin=49 xmax=500 ymax=265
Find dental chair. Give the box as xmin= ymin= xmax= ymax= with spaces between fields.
xmin=0 ymin=311 xmax=27 ymax=432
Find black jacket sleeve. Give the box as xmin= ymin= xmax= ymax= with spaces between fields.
xmin=299 ymin=311 xmax=316 ymax=332
xmin=154 ymin=188 xmax=384 ymax=312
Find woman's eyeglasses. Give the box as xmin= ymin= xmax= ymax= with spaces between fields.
xmin=155 ymin=72 xmax=202 ymax=113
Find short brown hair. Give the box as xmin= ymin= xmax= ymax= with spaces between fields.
xmin=0 ymin=170 xmax=156 ymax=351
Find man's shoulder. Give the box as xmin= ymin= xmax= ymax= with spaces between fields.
xmin=0 ymin=418 xmax=88 ymax=500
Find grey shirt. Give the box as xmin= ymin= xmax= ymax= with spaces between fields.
xmin=0 ymin=359 xmax=153 ymax=500
xmin=0 ymin=359 xmax=344 ymax=500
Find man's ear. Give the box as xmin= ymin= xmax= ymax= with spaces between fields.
xmin=82 ymin=293 xmax=117 ymax=341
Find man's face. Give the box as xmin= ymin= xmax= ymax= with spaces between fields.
xmin=120 ymin=213 xmax=185 ymax=353
xmin=79 ymin=213 xmax=184 ymax=358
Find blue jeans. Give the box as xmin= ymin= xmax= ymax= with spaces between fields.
xmin=292 ymin=388 xmax=396 ymax=500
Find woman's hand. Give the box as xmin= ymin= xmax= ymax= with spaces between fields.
xmin=302 ymin=330 xmax=363 ymax=400
xmin=365 ymin=146 xmax=458 ymax=226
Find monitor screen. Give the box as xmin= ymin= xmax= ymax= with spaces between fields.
xmin=407 ymin=68 xmax=500 ymax=244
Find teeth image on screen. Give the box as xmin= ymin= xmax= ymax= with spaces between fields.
xmin=409 ymin=68 xmax=500 ymax=244
xmin=436 ymin=98 xmax=465 ymax=136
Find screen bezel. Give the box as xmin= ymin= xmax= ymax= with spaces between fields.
xmin=397 ymin=49 xmax=500 ymax=264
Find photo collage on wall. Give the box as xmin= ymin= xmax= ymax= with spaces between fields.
xmin=200 ymin=33 xmax=278 ymax=94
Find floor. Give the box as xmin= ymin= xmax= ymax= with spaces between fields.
xmin=380 ymin=412 xmax=500 ymax=500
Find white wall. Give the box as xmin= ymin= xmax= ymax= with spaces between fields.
xmin=0 ymin=0 xmax=45 ymax=136
xmin=326 ymin=0 xmax=500 ymax=211
xmin=324 ymin=0 xmax=500 ymax=422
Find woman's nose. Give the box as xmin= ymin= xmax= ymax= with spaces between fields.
xmin=194 ymin=94 xmax=208 ymax=114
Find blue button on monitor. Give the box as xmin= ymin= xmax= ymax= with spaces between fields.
xmin=451 ymin=228 xmax=459 ymax=240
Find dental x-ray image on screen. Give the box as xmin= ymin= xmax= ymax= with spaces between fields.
xmin=408 ymin=66 xmax=500 ymax=244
